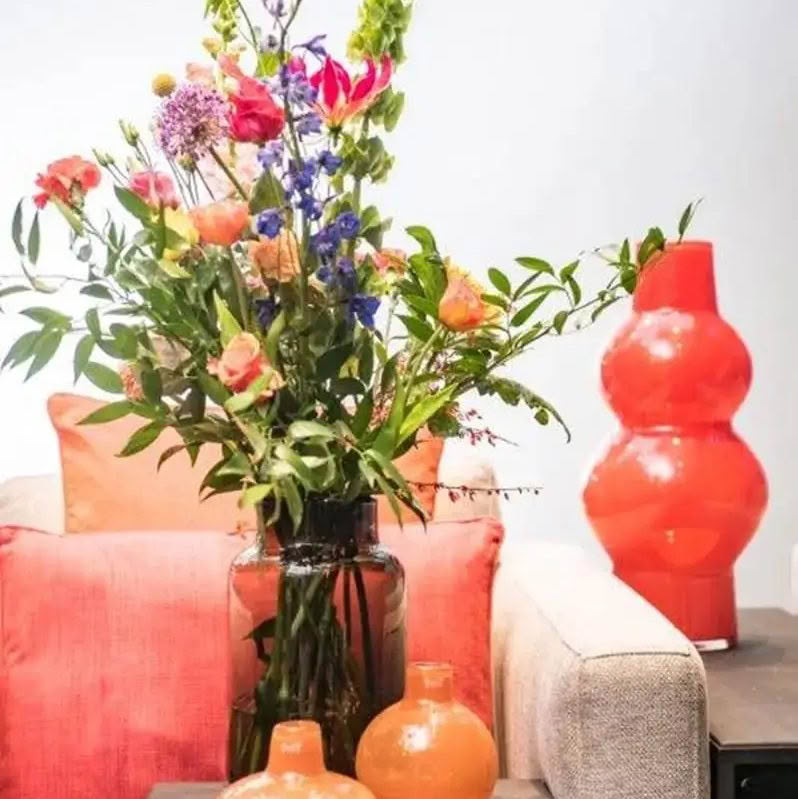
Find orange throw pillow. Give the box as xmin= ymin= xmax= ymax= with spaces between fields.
xmin=49 ymin=394 xmax=444 ymax=533
xmin=49 ymin=393 xmax=253 ymax=533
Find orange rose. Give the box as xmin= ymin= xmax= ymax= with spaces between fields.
xmin=190 ymin=199 xmax=250 ymax=246
xmin=207 ymin=332 xmax=284 ymax=399
xmin=248 ymin=231 xmax=301 ymax=283
xmin=372 ymin=248 xmax=407 ymax=275
xmin=438 ymin=258 xmax=501 ymax=332
xmin=34 ymin=155 xmax=101 ymax=209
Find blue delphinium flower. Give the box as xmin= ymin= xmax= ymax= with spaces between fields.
xmin=311 ymin=226 xmax=341 ymax=262
xmin=257 ymin=209 xmax=283 ymax=239
xmin=297 ymin=34 xmax=327 ymax=58
xmin=288 ymin=158 xmax=317 ymax=193
xmin=255 ymin=297 xmax=279 ymax=329
xmin=349 ymin=294 xmax=381 ymax=329
xmin=297 ymin=193 xmax=323 ymax=221
xmin=258 ymin=140 xmax=284 ymax=170
xmin=264 ymin=0 xmax=286 ymax=18
xmin=336 ymin=211 xmax=360 ymax=240
xmin=318 ymin=150 xmax=343 ymax=176
xmin=277 ymin=64 xmax=318 ymax=107
xmin=296 ymin=112 xmax=322 ymax=137
xmin=317 ymin=257 xmax=357 ymax=294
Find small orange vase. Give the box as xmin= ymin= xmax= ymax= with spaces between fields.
xmin=218 ymin=720 xmax=376 ymax=798
xmin=583 ymin=241 xmax=768 ymax=649
xmin=355 ymin=663 xmax=498 ymax=799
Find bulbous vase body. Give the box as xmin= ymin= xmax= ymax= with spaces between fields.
xmin=355 ymin=663 xmax=498 ymax=799
xmin=219 ymin=721 xmax=376 ymax=798
xmin=583 ymin=241 xmax=767 ymax=648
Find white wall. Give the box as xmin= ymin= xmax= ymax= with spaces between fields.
xmin=1 ymin=0 xmax=795 ymax=607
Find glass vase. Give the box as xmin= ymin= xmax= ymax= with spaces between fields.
xmin=228 ymin=497 xmax=406 ymax=780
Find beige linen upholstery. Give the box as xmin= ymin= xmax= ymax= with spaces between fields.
xmin=0 ymin=473 xmax=65 ymax=533
xmin=493 ymin=539 xmax=709 ymax=799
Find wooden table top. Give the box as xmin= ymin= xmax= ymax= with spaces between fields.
xmin=703 ymin=608 xmax=798 ymax=749
xmin=147 ymin=779 xmax=550 ymax=799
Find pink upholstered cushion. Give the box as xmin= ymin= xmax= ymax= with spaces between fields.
xmin=0 ymin=518 xmax=502 ymax=797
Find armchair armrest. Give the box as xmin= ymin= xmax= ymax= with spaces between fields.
xmin=492 ymin=540 xmax=709 ymax=799
xmin=0 ymin=473 xmax=64 ymax=533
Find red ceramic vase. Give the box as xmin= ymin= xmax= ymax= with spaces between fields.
xmin=583 ymin=241 xmax=767 ymax=649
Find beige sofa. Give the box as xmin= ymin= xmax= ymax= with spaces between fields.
xmin=0 ymin=444 xmax=709 ymax=799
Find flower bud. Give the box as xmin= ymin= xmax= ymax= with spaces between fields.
xmin=119 ymin=120 xmax=140 ymax=147
xmin=152 ymin=72 xmax=177 ymax=97
xmin=202 ymin=36 xmax=223 ymax=57
xmin=92 ymin=148 xmax=110 ymax=168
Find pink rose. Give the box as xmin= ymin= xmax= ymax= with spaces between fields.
xmin=186 ymin=62 xmax=215 ymax=86
xmin=129 ymin=170 xmax=180 ymax=210
xmin=207 ymin=332 xmax=284 ymax=399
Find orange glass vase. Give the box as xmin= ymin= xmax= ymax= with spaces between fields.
xmin=355 ymin=663 xmax=498 ymax=799
xmin=218 ymin=720 xmax=376 ymax=798
xmin=584 ymin=241 xmax=767 ymax=649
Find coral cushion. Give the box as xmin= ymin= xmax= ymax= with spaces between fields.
xmin=0 ymin=518 xmax=502 ymax=798
xmin=48 ymin=394 xmax=443 ymax=533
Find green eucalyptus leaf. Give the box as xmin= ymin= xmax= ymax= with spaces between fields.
xmin=0 ymin=285 xmax=30 ymax=300
xmin=51 ymin=197 xmax=84 ymax=234
xmin=2 ymin=330 xmax=40 ymax=370
xmin=12 ymin=200 xmax=24 ymax=255
xmin=117 ymin=421 xmax=165 ymax=456
xmin=78 ymin=400 xmax=134 ymax=425
xmin=25 ymin=328 xmax=62 ymax=380
xmin=21 ymin=307 xmax=70 ymax=328
xmin=114 ymin=186 xmax=153 ymax=223
xmin=27 ymin=213 xmax=41 ymax=265
xmin=80 ymin=284 xmax=114 ymax=301
xmin=83 ymin=362 xmax=124 ymax=394
xmin=73 ymin=334 xmax=94 ymax=382
xmin=85 ymin=307 xmax=102 ymax=340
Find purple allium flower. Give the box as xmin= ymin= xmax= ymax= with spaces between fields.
xmin=297 ymin=34 xmax=327 ymax=58
xmin=258 ymin=140 xmax=284 ymax=170
xmin=336 ymin=212 xmax=360 ymax=240
xmin=318 ymin=150 xmax=343 ymax=175
xmin=296 ymin=112 xmax=322 ymax=137
xmin=255 ymin=297 xmax=279 ymax=329
xmin=297 ymin=192 xmax=323 ymax=220
xmin=155 ymin=83 xmax=229 ymax=162
xmin=257 ymin=209 xmax=284 ymax=239
xmin=349 ymin=294 xmax=380 ymax=328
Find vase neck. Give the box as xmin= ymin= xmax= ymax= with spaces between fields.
xmin=633 ymin=241 xmax=717 ymax=313
xmin=405 ymin=662 xmax=454 ymax=703
xmin=266 ymin=721 xmax=326 ymax=776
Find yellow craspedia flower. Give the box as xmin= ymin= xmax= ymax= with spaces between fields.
xmin=202 ymin=36 xmax=223 ymax=57
xmin=152 ymin=73 xmax=177 ymax=97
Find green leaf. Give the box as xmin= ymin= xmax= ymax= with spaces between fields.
xmin=83 ymin=362 xmax=124 ymax=394
xmin=330 ymin=377 xmax=365 ymax=396
xmin=25 ymin=329 xmax=62 ymax=380
xmin=157 ymin=444 xmax=186 ymax=471
xmin=265 ymin=308 xmax=286 ymax=368
xmin=117 ymin=421 xmax=165 ymax=456
xmin=678 ymin=201 xmax=695 ymax=241
xmin=365 ymin=447 xmax=411 ymax=495
xmin=21 ymin=307 xmax=70 ymax=328
xmin=249 ymin=170 xmax=284 ymax=214
xmin=80 ymin=284 xmax=114 ymax=301
xmin=71 ymin=335 xmax=94 ymax=382
xmin=373 ymin=377 xmax=406 ymax=457
xmin=51 ymin=197 xmax=84 ymax=234
xmin=280 ymin=476 xmax=303 ymax=531
xmin=289 ymin=420 xmax=337 ymax=440
xmin=224 ymin=390 xmax=256 ymax=414
xmin=317 ymin=343 xmax=353 ymax=381
xmin=637 ymin=227 xmax=666 ymax=266
xmin=0 ymin=285 xmax=29 ymax=300
xmin=398 ymin=385 xmax=456 ymax=444
xmin=274 ymin=444 xmax=317 ymax=489
xmin=488 ymin=267 xmax=511 ymax=297
xmin=620 ymin=267 xmax=638 ymax=294
xmin=351 ymin=393 xmax=375 ymax=437
xmin=198 ymin=373 xmax=231 ymax=406
xmin=566 ymin=276 xmax=582 ymax=306
xmin=516 ymin=257 xmax=554 ymax=275
xmin=619 ymin=239 xmax=631 ymax=264
xmin=77 ymin=243 xmax=93 ymax=263
xmin=140 ymin=368 xmax=162 ymax=404
xmin=85 ymin=307 xmax=102 ymax=340
xmin=12 ymin=200 xmax=24 ymax=255
xmin=110 ymin=323 xmax=138 ymax=359
xmin=159 ymin=259 xmax=191 ymax=279
xmin=553 ymin=310 xmax=569 ymax=334
xmin=510 ymin=293 xmax=549 ymax=327
xmin=481 ymin=293 xmax=509 ymax=310
xmin=78 ymin=400 xmax=133 ymax=425
xmin=535 ymin=408 xmax=549 ymax=425
xmin=2 ymin=330 xmax=40 ymax=369
xmin=241 ymin=422 xmax=268 ymax=461
xmin=214 ymin=292 xmax=243 ymax=346
xmin=27 ymin=213 xmax=41 ymax=265
xmin=559 ymin=260 xmax=579 ymax=283
xmin=591 ymin=296 xmax=622 ymax=322
xmin=400 ymin=315 xmax=434 ymax=341
xmin=114 ymin=186 xmax=153 ymax=223
xmin=406 ymin=225 xmax=438 ymax=253
xmin=385 ymin=91 xmax=406 ymax=132
xmin=218 ymin=451 xmax=253 ymax=478
xmin=402 ymin=294 xmax=438 ymax=317
xmin=239 ymin=484 xmax=272 ymax=508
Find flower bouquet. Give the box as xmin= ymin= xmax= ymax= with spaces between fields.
xmin=1 ymin=0 xmax=693 ymax=779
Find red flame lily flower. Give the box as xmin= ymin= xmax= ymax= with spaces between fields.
xmin=310 ymin=54 xmax=393 ymax=128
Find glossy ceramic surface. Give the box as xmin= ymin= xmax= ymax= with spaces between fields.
xmin=219 ymin=721 xmax=376 ymax=798
xmin=584 ymin=242 xmax=768 ymax=647
xmin=355 ymin=663 xmax=498 ymax=799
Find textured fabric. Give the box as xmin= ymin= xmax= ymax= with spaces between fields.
xmin=376 ymin=433 xmax=444 ymax=524
xmin=381 ymin=517 xmax=504 ymax=728
xmin=0 ymin=526 xmax=243 ymax=799
xmin=491 ymin=538 xmax=709 ymax=798
xmin=790 ymin=543 xmax=798 ymax=614
xmin=1 ymin=519 xmax=502 ymax=798
xmin=49 ymin=393 xmax=255 ymax=533
xmin=0 ymin=474 xmax=65 ymax=533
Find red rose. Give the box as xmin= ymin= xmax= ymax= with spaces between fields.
xmin=34 ymin=156 xmax=101 ymax=209
xmin=229 ymin=77 xmax=285 ymax=144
